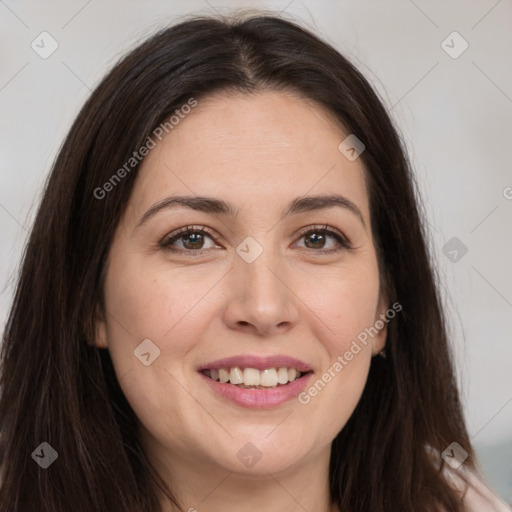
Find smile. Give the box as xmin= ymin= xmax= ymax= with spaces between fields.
xmin=198 ymin=355 xmax=314 ymax=408
xmin=202 ymin=366 xmax=307 ymax=389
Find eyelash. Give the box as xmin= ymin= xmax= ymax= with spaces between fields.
xmin=159 ymin=224 xmax=352 ymax=256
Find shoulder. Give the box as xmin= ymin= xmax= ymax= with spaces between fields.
xmin=426 ymin=445 xmax=511 ymax=512
xmin=442 ymin=462 xmax=512 ymax=512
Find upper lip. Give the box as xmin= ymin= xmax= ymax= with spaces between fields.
xmin=198 ymin=355 xmax=313 ymax=373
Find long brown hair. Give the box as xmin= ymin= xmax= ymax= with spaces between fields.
xmin=0 ymin=12 xmax=475 ymax=511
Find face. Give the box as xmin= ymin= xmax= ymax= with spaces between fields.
xmin=96 ymin=90 xmax=388 ymax=478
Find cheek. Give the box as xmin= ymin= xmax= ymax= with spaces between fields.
xmin=101 ymin=259 xmax=222 ymax=446
xmin=305 ymin=260 xmax=381 ymax=353
xmin=294 ymin=261 xmax=379 ymax=431
xmin=100 ymin=253 xmax=227 ymax=419
xmin=104 ymin=254 xmax=221 ymax=345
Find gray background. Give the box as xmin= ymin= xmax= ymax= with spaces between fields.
xmin=1 ymin=0 xmax=511 ymax=503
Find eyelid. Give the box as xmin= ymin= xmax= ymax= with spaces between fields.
xmin=160 ymin=225 xmax=221 ymax=250
xmin=295 ymin=224 xmax=350 ymax=243
xmin=293 ymin=224 xmax=352 ymax=252
xmin=160 ymin=223 xmax=352 ymax=255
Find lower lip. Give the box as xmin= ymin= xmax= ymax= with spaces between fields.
xmin=199 ymin=371 xmax=313 ymax=408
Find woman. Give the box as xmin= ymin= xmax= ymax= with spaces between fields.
xmin=0 ymin=12 xmax=509 ymax=512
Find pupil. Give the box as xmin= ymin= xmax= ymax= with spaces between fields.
xmin=184 ymin=233 xmax=203 ymax=249
xmin=306 ymin=232 xmax=324 ymax=249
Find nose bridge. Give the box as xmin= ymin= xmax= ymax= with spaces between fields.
xmin=223 ymin=235 xmax=299 ymax=335
xmin=240 ymin=238 xmax=286 ymax=306
xmin=245 ymin=243 xmax=283 ymax=298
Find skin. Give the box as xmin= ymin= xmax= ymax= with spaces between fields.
xmin=95 ymin=90 xmax=388 ymax=512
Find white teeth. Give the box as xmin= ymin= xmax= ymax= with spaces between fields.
xmin=243 ymin=368 xmax=260 ymax=386
xmin=205 ymin=366 xmax=305 ymax=386
xmin=277 ymin=367 xmax=289 ymax=384
xmin=260 ymin=368 xmax=278 ymax=387
xmin=229 ymin=367 xmax=244 ymax=384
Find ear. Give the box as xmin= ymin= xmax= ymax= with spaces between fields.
xmin=93 ymin=303 xmax=108 ymax=349
xmin=371 ymin=293 xmax=389 ymax=356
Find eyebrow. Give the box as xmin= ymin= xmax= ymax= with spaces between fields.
xmin=136 ymin=194 xmax=366 ymax=228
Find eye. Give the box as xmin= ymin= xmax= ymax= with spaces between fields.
xmin=160 ymin=223 xmax=352 ymax=257
xmin=160 ymin=225 xmax=220 ymax=255
xmin=294 ymin=224 xmax=352 ymax=254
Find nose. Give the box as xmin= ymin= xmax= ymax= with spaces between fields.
xmin=222 ymin=245 xmax=299 ymax=337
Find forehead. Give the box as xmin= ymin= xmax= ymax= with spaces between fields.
xmin=129 ymin=90 xmax=370 ymax=222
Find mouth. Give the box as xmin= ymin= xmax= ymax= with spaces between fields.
xmin=200 ymin=366 xmax=312 ymax=389
xmin=197 ymin=355 xmax=314 ymax=408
